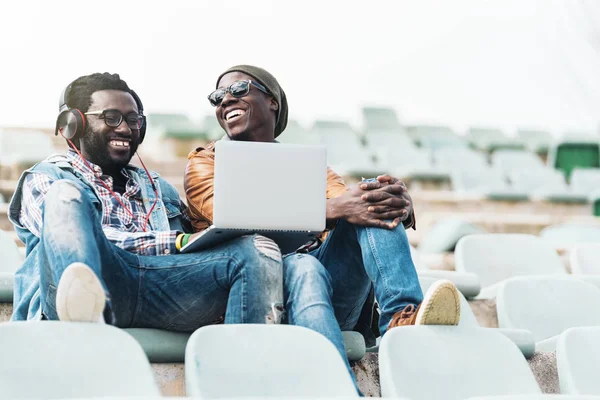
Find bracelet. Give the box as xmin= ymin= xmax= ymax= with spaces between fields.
xmin=182 ymin=234 xmax=191 ymax=248
xmin=175 ymin=234 xmax=184 ymax=251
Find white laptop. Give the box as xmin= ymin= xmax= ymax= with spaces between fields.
xmin=181 ymin=140 xmax=327 ymax=254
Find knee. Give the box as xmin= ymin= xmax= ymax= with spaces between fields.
xmin=284 ymin=254 xmax=332 ymax=292
xmin=233 ymin=234 xmax=283 ymax=277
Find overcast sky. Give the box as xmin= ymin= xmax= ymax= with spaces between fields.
xmin=1 ymin=0 xmax=600 ymax=136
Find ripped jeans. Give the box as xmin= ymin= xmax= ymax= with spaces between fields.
xmin=38 ymin=181 xmax=284 ymax=329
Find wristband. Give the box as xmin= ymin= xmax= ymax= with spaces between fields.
xmin=175 ymin=234 xmax=184 ymax=251
xmin=182 ymin=234 xmax=191 ymax=248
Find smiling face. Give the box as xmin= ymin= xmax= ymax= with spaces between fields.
xmin=79 ymin=89 xmax=140 ymax=173
xmin=215 ymin=71 xmax=278 ymax=142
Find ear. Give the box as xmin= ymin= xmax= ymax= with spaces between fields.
xmin=270 ymin=98 xmax=278 ymax=111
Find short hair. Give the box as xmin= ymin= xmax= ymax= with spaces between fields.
xmin=66 ymin=72 xmax=133 ymax=112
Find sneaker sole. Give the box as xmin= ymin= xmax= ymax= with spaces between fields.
xmin=415 ymin=279 xmax=460 ymax=326
xmin=56 ymin=262 xmax=106 ymax=323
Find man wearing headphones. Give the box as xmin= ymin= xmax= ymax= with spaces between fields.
xmin=8 ymin=72 xmax=287 ymax=329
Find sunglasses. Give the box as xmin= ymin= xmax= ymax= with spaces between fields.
xmin=85 ymin=109 xmax=144 ymax=130
xmin=207 ymin=80 xmax=269 ymax=107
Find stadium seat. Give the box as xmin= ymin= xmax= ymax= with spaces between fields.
xmin=450 ymin=167 xmax=529 ymax=200
xmin=0 ymin=321 xmax=160 ymax=398
xmin=0 ymin=229 xmax=21 ymax=302
xmin=491 ymin=150 xmax=546 ymax=178
xmin=419 ymin=277 xmax=534 ymax=357
xmin=185 ymin=324 xmax=358 ymax=397
xmin=0 ymin=129 xmax=55 ymax=178
xmin=548 ymin=138 xmax=600 ymax=180
xmin=379 ymin=325 xmax=541 ymax=399
xmin=570 ymin=168 xmax=600 ymax=195
xmin=466 ymin=127 xmax=525 ymax=152
xmin=540 ymin=223 xmax=600 ymax=248
xmin=407 ymin=125 xmax=466 ymax=150
xmin=278 ymin=119 xmax=321 ymax=145
xmin=517 ymin=129 xmax=553 ymax=156
xmin=311 ymin=120 xmax=381 ymax=177
xmin=125 ymin=326 xmax=366 ymax=364
xmin=497 ymin=277 xmax=600 ymax=351
xmin=556 ymin=326 xmax=600 ymax=395
xmin=434 ymin=147 xmax=488 ymax=171
xmin=362 ymin=106 xmax=402 ymax=131
xmin=418 ymin=217 xmax=486 ymax=254
xmin=509 ymin=168 xmax=571 ymax=199
xmin=570 ymin=243 xmax=600 ymax=275
xmin=454 ymin=234 xmax=568 ymax=298
xmin=367 ymin=134 xmax=447 ymax=182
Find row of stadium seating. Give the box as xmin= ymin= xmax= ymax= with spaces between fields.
xmin=1 ymin=319 xmax=599 ymax=398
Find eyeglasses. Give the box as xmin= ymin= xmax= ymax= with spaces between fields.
xmin=85 ymin=109 xmax=144 ymax=130
xmin=207 ymin=80 xmax=270 ymax=107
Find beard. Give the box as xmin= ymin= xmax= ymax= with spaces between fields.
xmin=78 ymin=126 xmax=139 ymax=172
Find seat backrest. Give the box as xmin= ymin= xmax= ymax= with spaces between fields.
xmin=0 ymin=322 xmax=159 ymax=399
xmin=379 ymin=326 xmax=540 ymax=400
xmin=548 ymin=140 xmax=600 ymax=180
xmin=185 ymin=324 xmax=358 ymax=398
xmin=540 ymin=223 xmax=600 ymax=248
xmin=455 ymin=234 xmax=567 ymax=288
xmin=450 ymin=167 xmax=508 ymax=192
xmin=570 ymin=244 xmax=600 ymax=275
xmin=556 ymin=326 xmax=600 ymax=395
xmin=509 ymin=168 xmax=568 ymax=193
xmin=497 ymin=277 xmax=600 ymax=342
xmin=492 ymin=150 xmax=545 ymax=176
xmin=517 ymin=129 xmax=552 ymax=152
xmin=362 ymin=106 xmax=401 ymax=131
xmin=434 ymin=148 xmax=487 ymax=170
xmin=570 ymin=168 xmax=600 ymax=194
xmin=278 ymin=120 xmax=321 ymax=145
xmin=419 ymin=277 xmax=479 ymax=326
xmin=0 ymin=229 xmax=22 ymax=273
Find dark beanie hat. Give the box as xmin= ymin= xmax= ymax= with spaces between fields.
xmin=216 ymin=65 xmax=288 ymax=138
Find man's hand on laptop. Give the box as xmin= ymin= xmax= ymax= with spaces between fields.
xmin=327 ymin=176 xmax=411 ymax=230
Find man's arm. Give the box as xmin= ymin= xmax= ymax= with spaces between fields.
xmin=184 ymin=151 xmax=215 ymax=232
xmin=325 ymin=168 xmax=416 ymax=230
xmin=21 ymin=173 xmax=182 ymax=256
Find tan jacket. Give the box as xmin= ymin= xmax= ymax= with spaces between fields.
xmin=184 ymin=141 xmax=415 ymax=236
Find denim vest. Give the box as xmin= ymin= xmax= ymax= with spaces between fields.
xmin=8 ymin=154 xmax=186 ymax=320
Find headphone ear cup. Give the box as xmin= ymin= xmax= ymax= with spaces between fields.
xmin=55 ymin=109 xmax=86 ymax=140
xmin=138 ymin=115 xmax=146 ymax=144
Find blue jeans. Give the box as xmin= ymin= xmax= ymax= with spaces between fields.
xmin=310 ymin=219 xmax=423 ymax=335
xmin=37 ymin=181 xmax=284 ymax=329
xmin=282 ymin=253 xmax=357 ymax=388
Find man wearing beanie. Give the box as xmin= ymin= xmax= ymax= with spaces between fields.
xmin=185 ymin=65 xmax=461 ymax=378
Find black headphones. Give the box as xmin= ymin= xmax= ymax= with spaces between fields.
xmin=55 ymin=83 xmax=147 ymax=144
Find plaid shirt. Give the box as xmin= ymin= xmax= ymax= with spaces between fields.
xmin=19 ymin=151 xmax=180 ymax=256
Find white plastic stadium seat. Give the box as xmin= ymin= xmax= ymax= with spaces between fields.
xmin=379 ymin=326 xmax=541 ymax=400
xmin=455 ymin=234 xmax=568 ymax=298
xmin=570 ymin=244 xmax=600 ymax=275
xmin=0 ymin=322 xmax=159 ymax=399
xmin=556 ymin=327 xmax=600 ymax=395
xmin=185 ymin=324 xmax=358 ymax=398
xmin=497 ymin=277 xmax=600 ymax=351
xmin=491 ymin=149 xmax=546 ymax=178
xmin=419 ymin=277 xmax=534 ymax=357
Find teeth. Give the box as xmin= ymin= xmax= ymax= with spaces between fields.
xmin=110 ymin=140 xmax=130 ymax=147
xmin=226 ymin=109 xmax=245 ymax=121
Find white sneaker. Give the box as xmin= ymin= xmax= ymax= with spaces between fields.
xmin=56 ymin=262 xmax=106 ymax=323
